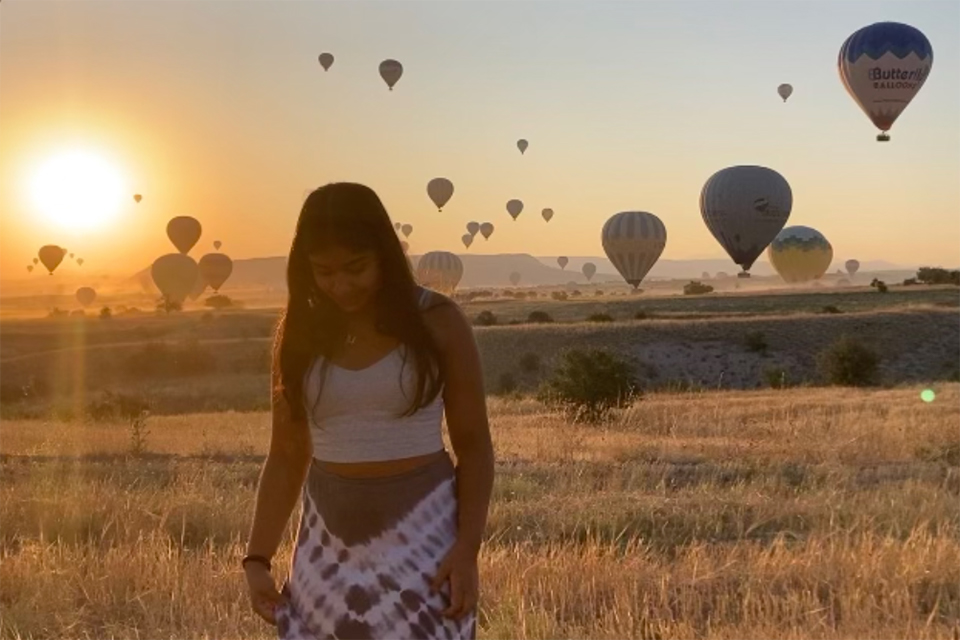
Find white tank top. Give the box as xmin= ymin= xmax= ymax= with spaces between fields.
xmin=301 ymin=290 xmax=445 ymax=463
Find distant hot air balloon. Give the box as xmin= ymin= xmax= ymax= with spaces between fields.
xmin=416 ymin=251 xmax=463 ymax=294
xmin=541 ymin=208 xmax=554 ymax=222
xmin=401 ymin=224 xmax=414 ymax=238
xmin=702 ymin=271 xmax=711 ymax=280
xmin=213 ymin=240 xmax=222 ymax=250
xmin=69 ymin=253 xmax=74 ymax=259
xmin=557 ymin=256 xmax=569 ymax=270
xmin=517 ymin=139 xmax=529 ymax=155
xmin=75 ymin=287 xmax=97 ymax=307
xmin=777 ymin=83 xmax=793 ymax=102
xmin=32 ymin=257 xmax=39 ymax=265
xmin=77 ymin=258 xmax=84 ymax=266
xmin=700 ymin=165 xmax=792 ymax=276
xmin=601 ymin=211 xmax=667 ymax=289
xmin=400 ymin=240 xmax=410 ymax=253
xmin=509 ymin=271 xmax=521 ymax=286
xmin=38 ymin=245 xmax=66 ymax=275
xmin=845 ymin=259 xmax=860 ymax=276
xmin=318 ymin=52 xmax=335 ymax=71
xmin=466 ymin=221 xmax=480 ymax=237
xmin=582 ymin=262 xmax=597 ymax=281
xmin=152 ymin=253 xmax=199 ymax=304
xmin=427 ymin=178 xmax=454 ymax=211
xmin=462 ymin=234 xmax=474 ymax=249
xmin=506 ymin=199 xmax=523 ymax=221
xmin=394 ymin=222 xmax=402 ymax=231
xmin=26 ymin=265 xmax=33 ymax=272
xmin=379 ymin=59 xmax=403 ymax=90
xmin=479 ymin=223 xmax=494 ymax=240
xmin=767 ymin=226 xmax=834 ymax=283
xmin=198 ymin=253 xmax=233 ymax=293
xmin=166 ymin=216 xmax=202 ymax=254
xmin=133 ymin=194 xmax=142 ymax=203
xmin=838 ymin=22 xmax=933 ymax=141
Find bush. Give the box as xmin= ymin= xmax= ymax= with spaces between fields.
xmin=916 ymin=267 xmax=960 ymax=286
xmin=204 ymin=294 xmax=234 ymax=310
xmin=683 ymin=281 xmax=714 ymax=295
xmin=474 ymin=310 xmax=498 ymax=326
xmin=551 ymin=291 xmax=569 ymax=301
xmin=902 ymin=278 xmax=919 ymax=286
xmin=870 ymin=278 xmax=888 ymax=293
xmin=816 ymin=335 xmax=880 ymax=386
xmin=586 ymin=313 xmax=614 ymax=323
xmin=634 ymin=311 xmax=652 ymax=320
xmin=538 ymin=349 xmax=638 ymax=422
xmin=744 ymin=331 xmax=768 ymax=354
xmin=497 ymin=372 xmax=518 ymax=395
xmin=518 ymin=353 xmax=541 ymax=374
xmin=526 ymin=310 xmax=554 ymax=324
xmin=571 ymin=290 xmax=582 ymax=297
xmin=763 ymin=367 xmax=792 ymax=389
xmin=99 ymin=306 xmax=112 ymax=320
xmin=820 ymin=305 xmax=842 ymax=314
xmin=594 ymin=290 xmax=605 ymax=297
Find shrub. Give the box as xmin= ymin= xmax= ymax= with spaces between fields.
xmin=744 ymin=331 xmax=768 ymax=355
xmin=571 ymin=290 xmax=582 ymax=297
xmin=763 ymin=366 xmax=791 ymax=389
xmin=129 ymin=411 xmax=151 ymax=457
xmin=551 ymin=291 xmax=569 ymax=301
xmin=586 ymin=313 xmax=614 ymax=323
xmin=916 ymin=267 xmax=960 ymax=286
xmin=519 ymin=353 xmax=541 ymax=374
xmin=634 ymin=311 xmax=652 ymax=320
xmin=870 ymin=278 xmax=888 ymax=293
xmin=902 ymin=278 xmax=919 ymax=286
xmin=474 ymin=310 xmax=498 ymax=326
xmin=594 ymin=290 xmax=605 ymax=297
xmin=99 ymin=306 xmax=112 ymax=320
xmin=816 ymin=335 xmax=880 ymax=386
xmin=820 ymin=305 xmax=842 ymax=314
xmin=683 ymin=281 xmax=714 ymax=295
xmin=538 ymin=348 xmax=638 ymax=422
xmin=526 ymin=310 xmax=554 ymax=324
xmin=204 ymin=294 xmax=234 ymax=310
xmin=497 ymin=372 xmax=518 ymax=395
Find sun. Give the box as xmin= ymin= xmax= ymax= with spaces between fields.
xmin=29 ymin=149 xmax=127 ymax=231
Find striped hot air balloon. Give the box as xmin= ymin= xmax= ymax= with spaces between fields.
xmin=601 ymin=211 xmax=667 ymax=289
xmin=415 ymin=251 xmax=464 ymax=294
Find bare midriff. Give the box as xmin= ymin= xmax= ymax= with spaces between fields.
xmin=314 ymin=449 xmax=447 ymax=478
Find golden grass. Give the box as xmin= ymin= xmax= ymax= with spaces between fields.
xmin=2 ymin=385 xmax=959 ymax=639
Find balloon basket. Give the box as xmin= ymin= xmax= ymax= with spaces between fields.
xmin=877 ymin=133 xmax=890 ymax=142
xmin=737 ymin=272 xmax=750 ymax=279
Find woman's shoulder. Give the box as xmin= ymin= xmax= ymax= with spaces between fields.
xmin=415 ymin=285 xmax=457 ymax=312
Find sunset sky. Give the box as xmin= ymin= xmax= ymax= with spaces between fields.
xmin=2 ymin=0 xmax=957 ymax=282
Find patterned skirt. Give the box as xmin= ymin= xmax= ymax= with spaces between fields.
xmin=276 ymin=451 xmax=477 ymax=640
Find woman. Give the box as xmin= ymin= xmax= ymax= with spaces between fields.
xmin=243 ymin=183 xmax=495 ymax=640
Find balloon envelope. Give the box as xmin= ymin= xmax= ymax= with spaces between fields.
xmin=582 ymin=262 xmax=597 ymax=281
xmin=466 ymin=221 xmax=480 ymax=236
xmin=133 ymin=194 xmax=142 ymax=203
xmin=38 ymin=245 xmax=66 ymax=274
xmin=845 ymin=259 xmax=860 ymax=275
xmin=75 ymin=287 xmax=97 ymax=307
xmin=767 ymin=226 xmax=834 ymax=283
xmin=509 ymin=271 xmax=521 ymax=286
xmin=517 ymin=139 xmax=528 ymax=154
xmin=838 ymin=22 xmax=933 ymax=138
xmin=401 ymin=224 xmax=414 ymax=238
xmin=151 ymin=253 xmax=199 ymax=304
xmin=26 ymin=265 xmax=33 ymax=272
xmin=601 ymin=211 xmax=667 ymax=288
xmin=77 ymin=258 xmax=84 ymax=266
xmin=166 ymin=216 xmax=202 ymax=254
xmin=479 ymin=223 xmax=494 ymax=240
xmin=557 ymin=256 xmax=568 ymax=270
xmin=400 ymin=240 xmax=410 ymax=253
xmin=700 ymin=165 xmax=792 ymax=273
xmin=213 ymin=240 xmax=222 ymax=250
xmin=416 ymin=251 xmax=463 ymax=294
xmin=541 ymin=208 xmax=554 ymax=222
xmin=461 ymin=234 xmax=473 ymax=249
xmin=318 ymin=52 xmax=334 ymax=71
xmin=198 ymin=253 xmax=233 ymax=292
xmin=506 ymin=199 xmax=523 ymax=220
xmin=777 ymin=83 xmax=793 ymax=101
xmin=379 ymin=59 xmax=403 ymax=90
xmin=427 ymin=178 xmax=454 ymax=211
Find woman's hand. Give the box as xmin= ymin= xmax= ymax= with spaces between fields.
xmin=244 ymin=564 xmax=288 ymax=626
xmin=430 ymin=542 xmax=480 ymax=620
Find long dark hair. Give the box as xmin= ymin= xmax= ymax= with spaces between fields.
xmin=272 ymin=182 xmax=444 ymax=422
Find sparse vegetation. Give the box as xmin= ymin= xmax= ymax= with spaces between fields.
xmin=497 ymin=372 xmax=518 ymax=395
xmin=817 ymin=335 xmax=881 ymax=387
xmin=526 ymin=310 xmax=554 ymax=324
xmin=683 ymin=280 xmax=714 ymax=295
xmin=99 ymin=306 xmax=112 ymax=320
xmin=586 ymin=312 xmax=614 ymax=323
xmin=519 ymin=353 xmax=541 ymax=374
xmin=916 ymin=266 xmax=960 ymax=286
xmin=538 ymin=348 xmax=638 ymax=422
xmin=820 ymin=305 xmax=842 ymax=314
xmin=550 ymin=291 xmax=569 ymax=301
xmin=128 ymin=410 xmax=150 ymax=457
xmin=474 ymin=310 xmax=498 ymax=326
xmin=203 ymin=294 xmax=234 ymax=310
xmin=870 ymin=278 xmax=889 ymax=293
xmin=763 ymin=366 xmax=793 ymax=389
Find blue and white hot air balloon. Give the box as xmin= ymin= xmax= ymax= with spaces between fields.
xmin=838 ymin=22 xmax=933 ymax=142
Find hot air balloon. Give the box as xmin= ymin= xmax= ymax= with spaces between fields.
xmin=32 ymin=258 xmax=39 ymax=265
xmin=601 ymin=211 xmax=667 ymax=289
xmin=845 ymin=259 xmax=860 ymax=276
xmin=401 ymin=224 xmax=413 ymax=238
xmin=76 ymin=258 xmax=84 ymax=266
xmin=151 ymin=253 xmax=199 ymax=304
xmin=427 ymin=178 xmax=454 ymax=211
xmin=379 ymin=59 xmax=403 ymax=91
xmin=582 ymin=262 xmax=596 ymax=281
xmin=199 ymin=253 xmax=233 ymax=293
xmin=213 ymin=240 xmax=222 ymax=250
xmin=517 ymin=139 xmax=528 ymax=155
xmin=506 ymin=199 xmax=523 ymax=221
xmin=26 ymin=265 xmax=33 ymax=272
xmin=69 ymin=253 xmax=74 ymax=259
xmin=318 ymin=52 xmax=335 ymax=71
xmin=38 ymin=245 xmax=66 ymax=275
xmin=416 ymin=251 xmax=463 ymax=294
xmin=509 ymin=271 xmax=521 ymax=286
xmin=466 ymin=221 xmax=480 ymax=237
xmin=166 ymin=216 xmax=202 ymax=254
xmin=400 ymin=240 xmax=410 ymax=253
xmin=541 ymin=208 xmax=554 ymax=222
xmin=133 ymin=194 xmax=142 ymax=203
xmin=479 ymin=223 xmax=494 ymax=240
xmin=75 ymin=287 xmax=97 ymax=307
xmin=462 ymin=234 xmax=474 ymax=249
xmin=839 ymin=22 xmax=933 ymax=141
xmin=557 ymin=256 xmax=569 ymax=270
xmin=187 ymin=275 xmax=208 ymax=301
xmin=700 ymin=165 xmax=792 ymax=276
xmin=394 ymin=222 xmax=402 ymax=231
xmin=777 ymin=83 xmax=793 ymax=102
xmin=767 ymin=226 xmax=834 ymax=284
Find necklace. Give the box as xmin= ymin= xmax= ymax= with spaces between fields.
xmin=345 ymin=333 xmax=358 ymax=345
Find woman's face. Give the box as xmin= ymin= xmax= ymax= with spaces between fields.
xmin=308 ymin=245 xmax=382 ymax=313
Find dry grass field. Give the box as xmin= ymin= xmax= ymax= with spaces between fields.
xmin=2 ymin=385 xmax=959 ymax=639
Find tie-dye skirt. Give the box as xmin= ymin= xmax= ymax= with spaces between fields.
xmin=275 ymin=451 xmax=477 ymax=640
